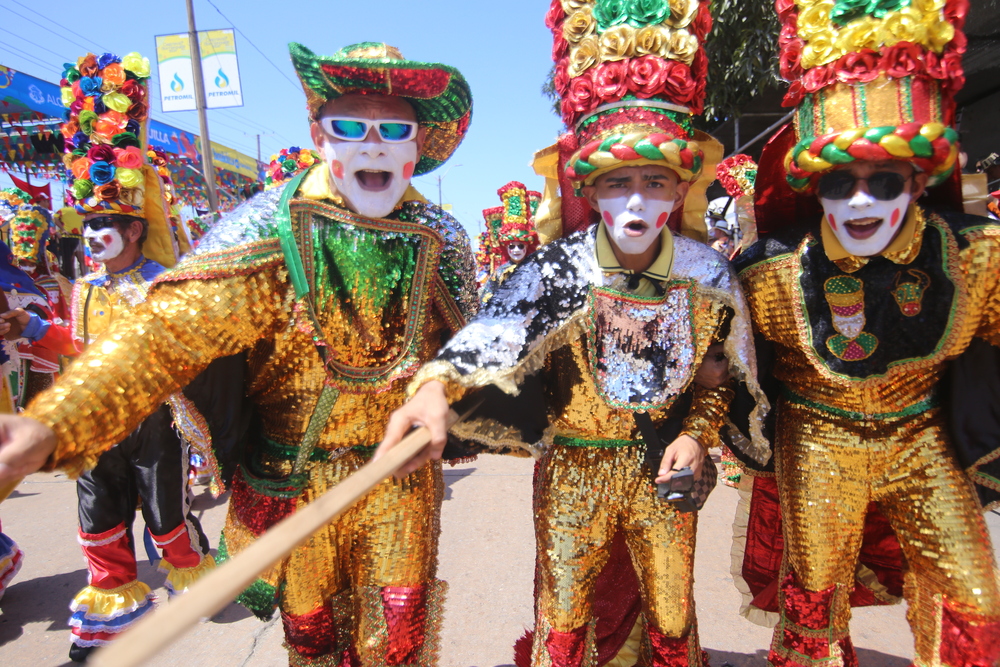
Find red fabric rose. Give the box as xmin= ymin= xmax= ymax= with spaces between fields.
xmin=949 ymin=30 xmax=967 ymax=55
xmin=779 ymin=22 xmax=798 ymax=47
xmin=882 ymin=42 xmax=925 ymax=79
xmin=924 ymin=48 xmax=963 ymax=83
xmin=780 ymin=38 xmax=804 ymax=81
xmin=690 ymin=77 xmax=707 ymax=114
xmin=554 ymin=61 xmax=571 ymax=96
xmin=628 ymin=55 xmax=667 ymax=98
xmin=87 ymin=144 xmax=116 ymax=163
xmin=120 ymin=80 xmax=146 ymax=103
xmin=690 ymin=49 xmax=708 ymax=80
xmin=545 ymin=0 xmax=566 ymax=30
xmin=783 ymin=81 xmax=806 ymax=107
xmin=126 ymin=102 xmax=149 ymax=122
xmin=775 ymin=0 xmax=798 ymax=21
xmin=568 ymin=73 xmax=596 ymax=113
xmin=690 ymin=2 xmax=713 ymax=41
xmin=802 ymin=65 xmax=834 ymax=92
xmin=944 ymin=0 xmax=968 ymax=30
xmin=553 ymin=36 xmax=569 ymax=62
xmin=662 ymin=61 xmax=696 ymax=104
xmin=835 ymin=49 xmax=880 ymax=84
xmin=594 ymin=61 xmax=629 ymax=102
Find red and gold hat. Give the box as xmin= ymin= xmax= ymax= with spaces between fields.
xmin=477 ymin=182 xmax=541 ymax=275
xmin=59 ymin=52 xmax=178 ymax=267
xmin=778 ymin=0 xmax=967 ymax=192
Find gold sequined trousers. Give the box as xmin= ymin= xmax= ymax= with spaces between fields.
xmin=265 ymin=452 xmax=444 ymax=666
xmin=772 ymin=401 xmax=1000 ymax=666
xmin=531 ymin=445 xmax=703 ymax=667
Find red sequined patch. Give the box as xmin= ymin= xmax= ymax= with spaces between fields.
xmin=647 ymin=624 xmax=694 ymax=667
xmin=385 ymin=69 xmax=451 ymax=99
xmin=230 ymin=471 xmax=297 ymax=537
xmin=282 ymin=606 xmax=338 ymax=658
xmin=940 ymin=603 xmax=1000 ymax=667
xmin=545 ymin=626 xmax=587 ymax=667
xmin=780 ymin=571 xmax=837 ymax=630
xmin=381 ymin=585 xmax=427 ymax=665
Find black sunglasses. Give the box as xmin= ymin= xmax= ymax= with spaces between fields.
xmin=817 ymin=170 xmax=910 ymax=201
xmin=83 ymin=216 xmax=119 ymax=232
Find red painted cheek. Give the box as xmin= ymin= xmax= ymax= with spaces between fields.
xmin=655 ymin=212 xmax=668 ymax=228
xmin=331 ymin=160 xmax=344 ymax=179
xmin=602 ymin=211 xmax=613 ymax=226
xmin=402 ymin=161 xmax=415 ymax=180
xmin=827 ymin=213 xmax=837 ymax=230
xmin=890 ymin=208 xmax=901 ymax=227
xmin=102 ymin=234 xmax=114 ymax=246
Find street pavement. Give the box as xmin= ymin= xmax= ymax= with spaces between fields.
xmin=0 ymin=453 xmax=998 ymax=667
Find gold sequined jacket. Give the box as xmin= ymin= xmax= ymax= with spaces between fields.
xmin=736 ymin=206 xmax=1000 ymax=488
xmin=26 ymin=170 xmax=478 ymax=478
xmin=410 ymin=227 xmax=771 ymax=465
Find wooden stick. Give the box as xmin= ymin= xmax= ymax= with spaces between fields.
xmin=89 ymin=412 xmax=457 ymax=667
xmin=0 ymin=477 xmax=22 ymax=503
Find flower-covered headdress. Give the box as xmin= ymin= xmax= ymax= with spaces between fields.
xmin=476 ymin=182 xmax=541 ymax=276
xmin=10 ymin=203 xmax=54 ymax=269
xmin=548 ymin=0 xmax=713 ymax=187
xmin=59 ymin=52 xmax=179 ymax=267
xmin=715 ymin=154 xmax=759 ymax=250
xmin=264 ymin=147 xmax=319 ymax=190
xmin=0 ymin=188 xmax=32 ymax=229
xmin=289 ymin=42 xmax=472 ymax=176
xmin=778 ymin=0 xmax=967 ymax=192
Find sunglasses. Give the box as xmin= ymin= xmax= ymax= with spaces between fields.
xmin=319 ymin=117 xmax=418 ymax=143
xmin=83 ymin=216 xmax=119 ymax=232
xmin=817 ymin=170 xmax=910 ymax=201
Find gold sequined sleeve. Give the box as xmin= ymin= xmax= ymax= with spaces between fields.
xmin=24 ymin=267 xmax=292 ymax=477
xmin=968 ymin=229 xmax=1000 ymax=347
xmin=679 ymin=383 xmax=736 ymax=450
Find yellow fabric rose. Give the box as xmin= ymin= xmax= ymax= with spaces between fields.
xmin=635 ymin=25 xmax=668 ymax=55
xmin=667 ymin=0 xmax=698 ymax=29
xmin=119 ymin=186 xmax=145 ymax=209
xmin=883 ymin=7 xmax=929 ymax=46
xmin=599 ymin=25 xmax=636 ymax=62
xmin=102 ymin=92 xmax=132 ymax=114
xmin=797 ymin=0 xmax=836 ymax=41
xmin=116 ymin=168 xmax=143 ymax=188
xmin=563 ymin=8 xmax=596 ymax=44
xmin=61 ymin=87 xmax=75 ymax=107
xmin=801 ymin=31 xmax=837 ymax=69
xmin=666 ymin=29 xmax=699 ymax=64
xmin=569 ymin=36 xmax=601 ymax=78
xmin=835 ymin=16 xmax=880 ymax=54
xmin=913 ymin=0 xmax=945 ymax=13
xmin=927 ymin=17 xmax=955 ymax=51
xmin=561 ymin=0 xmax=589 ymax=13
xmin=121 ymin=52 xmax=151 ymax=78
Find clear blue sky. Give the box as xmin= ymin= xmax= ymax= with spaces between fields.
xmin=0 ymin=0 xmax=565 ymax=240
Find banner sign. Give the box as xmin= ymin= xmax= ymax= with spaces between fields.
xmin=155 ymin=29 xmax=244 ymax=112
xmin=0 ymin=66 xmax=66 ymax=118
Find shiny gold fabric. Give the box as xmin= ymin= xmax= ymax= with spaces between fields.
xmin=29 ymin=266 xmax=452 ymax=476
xmin=532 ymin=445 xmax=699 ymax=660
xmin=775 ymin=401 xmax=1000 ymax=656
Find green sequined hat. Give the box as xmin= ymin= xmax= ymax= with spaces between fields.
xmin=289 ymin=42 xmax=472 ymax=176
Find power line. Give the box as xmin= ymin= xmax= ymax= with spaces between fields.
xmin=203 ymin=0 xmax=299 ymax=92
xmin=3 ymin=4 xmax=106 ymax=55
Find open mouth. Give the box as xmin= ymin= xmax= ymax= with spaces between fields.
xmin=623 ymin=219 xmax=649 ymax=237
xmin=844 ymin=217 xmax=883 ymax=240
xmin=355 ymin=169 xmax=392 ymax=192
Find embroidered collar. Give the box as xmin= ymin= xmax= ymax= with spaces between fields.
xmin=595 ymin=223 xmax=675 ymax=293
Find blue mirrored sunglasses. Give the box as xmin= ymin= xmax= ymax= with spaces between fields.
xmin=319 ymin=117 xmax=418 ymax=143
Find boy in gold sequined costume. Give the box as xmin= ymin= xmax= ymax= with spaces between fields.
xmin=731 ymin=1 xmax=1000 ymax=665
xmin=378 ymin=3 xmax=770 ymax=665
xmin=0 ymin=42 xmax=476 ymax=667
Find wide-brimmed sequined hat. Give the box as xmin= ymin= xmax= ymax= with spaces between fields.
xmin=289 ymin=42 xmax=472 ymax=176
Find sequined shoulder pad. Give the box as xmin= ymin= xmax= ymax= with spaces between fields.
xmin=671 ymin=235 xmax=738 ymax=291
xmin=734 ymin=225 xmax=814 ymax=274
xmin=930 ymin=206 xmax=1000 ymax=250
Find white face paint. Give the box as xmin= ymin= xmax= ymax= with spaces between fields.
xmin=597 ymin=192 xmax=674 ymax=256
xmin=506 ymin=242 xmax=527 ymax=263
xmin=323 ymin=137 xmax=418 ymax=219
xmin=820 ymin=188 xmax=910 ymax=257
xmin=84 ymin=224 xmax=125 ymax=263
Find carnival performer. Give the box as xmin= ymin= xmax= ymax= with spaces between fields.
xmin=0 ymin=42 xmax=475 ymax=666
xmin=477 ymin=181 xmax=541 ymax=303
xmin=732 ymin=1 xmax=1000 ymax=664
xmin=8 ymin=202 xmax=73 ymax=403
xmin=377 ymin=3 xmax=770 ymax=664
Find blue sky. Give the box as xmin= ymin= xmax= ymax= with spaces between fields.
xmin=0 ymin=0 xmax=565 ymax=240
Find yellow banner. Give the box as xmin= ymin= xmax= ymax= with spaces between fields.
xmin=199 ymin=30 xmax=236 ymax=58
xmin=156 ymin=34 xmax=191 ymax=63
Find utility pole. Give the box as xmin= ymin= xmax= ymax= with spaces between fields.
xmin=186 ymin=0 xmax=219 ymax=214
